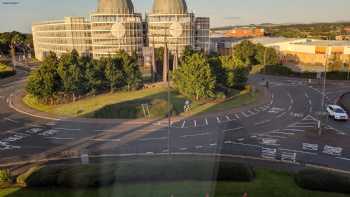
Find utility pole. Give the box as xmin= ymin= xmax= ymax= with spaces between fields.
xmin=319 ymin=47 xmax=330 ymax=136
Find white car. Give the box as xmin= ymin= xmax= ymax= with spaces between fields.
xmin=326 ymin=105 xmax=349 ymax=121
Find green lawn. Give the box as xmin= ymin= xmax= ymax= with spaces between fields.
xmin=0 ymin=63 xmax=15 ymax=79
xmin=23 ymin=85 xmax=259 ymax=119
xmin=1 ymin=170 xmax=348 ymax=197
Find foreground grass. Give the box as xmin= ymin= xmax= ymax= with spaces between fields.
xmin=23 ymin=85 xmax=259 ymax=119
xmin=1 ymin=170 xmax=348 ymax=197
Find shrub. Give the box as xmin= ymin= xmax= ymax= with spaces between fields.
xmin=0 ymin=169 xmax=11 ymax=183
xmin=18 ymin=160 xmax=256 ymax=188
xmin=295 ymin=169 xmax=350 ymax=194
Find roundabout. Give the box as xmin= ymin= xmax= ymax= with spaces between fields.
xmin=1 ymin=70 xmax=350 ymax=174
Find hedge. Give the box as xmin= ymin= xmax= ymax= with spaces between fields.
xmin=295 ymin=169 xmax=350 ymax=194
xmin=17 ymin=160 xmax=255 ymax=188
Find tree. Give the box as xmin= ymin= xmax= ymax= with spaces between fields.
xmin=85 ymin=59 xmax=106 ymax=95
xmin=255 ymin=44 xmax=279 ymax=66
xmin=26 ymin=52 xmax=61 ymax=103
xmin=104 ymin=55 xmax=125 ymax=92
xmin=233 ymin=40 xmax=257 ymax=65
xmin=173 ymin=53 xmax=216 ymax=100
xmin=57 ymin=50 xmax=86 ymax=101
xmin=121 ymin=52 xmax=143 ymax=91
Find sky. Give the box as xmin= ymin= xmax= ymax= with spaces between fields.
xmin=1 ymin=0 xmax=350 ymax=33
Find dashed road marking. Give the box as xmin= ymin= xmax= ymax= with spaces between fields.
xmin=283 ymin=128 xmax=304 ymax=132
xmin=269 ymin=131 xmax=295 ymax=136
xmin=181 ymin=132 xmax=210 ymax=138
xmin=223 ymin=127 xmax=243 ymax=133
xmin=193 ymin=120 xmax=197 ymax=127
xmin=205 ymin=118 xmax=209 ymax=126
xmin=216 ymin=117 xmax=221 ymax=123
xmin=235 ymin=114 xmax=240 ymax=119
xmin=241 ymin=112 xmax=250 ymax=118
xmin=279 ymin=148 xmax=317 ymax=156
xmin=195 ymin=145 xmax=203 ymax=149
xmin=45 ymin=137 xmax=74 ymax=140
xmin=276 ymin=112 xmax=287 ymax=119
xmin=255 ymin=119 xmax=271 ymax=126
xmin=90 ymin=139 xmax=121 ymax=142
xmin=210 ymin=143 xmax=217 ymax=146
xmin=179 ymin=147 xmax=188 ymax=151
xmin=225 ymin=115 xmax=231 ymax=121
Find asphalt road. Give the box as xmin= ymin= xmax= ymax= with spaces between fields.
xmin=1 ymin=70 xmax=350 ymax=172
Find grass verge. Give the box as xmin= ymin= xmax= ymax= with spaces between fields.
xmin=1 ymin=169 xmax=348 ymax=197
xmin=23 ymin=85 xmax=260 ymax=119
xmin=0 ymin=63 xmax=15 ymax=79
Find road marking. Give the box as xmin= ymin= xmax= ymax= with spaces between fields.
xmin=54 ymin=128 xmax=81 ymax=131
xmin=269 ymin=131 xmax=295 ymax=136
xmin=309 ymin=100 xmax=312 ymax=106
xmin=223 ymin=127 xmax=244 ymax=133
xmin=255 ymin=119 xmax=271 ymax=126
xmin=90 ymin=139 xmax=121 ymax=142
xmin=235 ymin=114 xmax=240 ymax=119
xmin=276 ymin=112 xmax=287 ymax=119
xmin=146 ymin=152 xmax=154 ymax=154
xmin=45 ymin=137 xmax=74 ymax=140
xmin=210 ymin=143 xmax=217 ymax=146
xmin=225 ymin=115 xmax=231 ymax=121
xmin=336 ymin=157 xmax=350 ymax=161
xmin=193 ymin=120 xmax=197 ymax=127
xmin=216 ymin=117 xmax=221 ymax=123
xmin=241 ymin=112 xmax=250 ymax=118
xmin=232 ymin=142 xmax=261 ymax=148
xmin=305 ymin=93 xmax=309 ymax=99
xmin=195 ymin=145 xmax=203 ymax=149
xmin=283 ymin=128 xmax=304 ymax=132
xmin=139 ymin=137 xmax=168 ymax=141
xmin=247 ymin=110 xmax=255 ymax=115
xmin=4 ymin=118 xmax=19 ymax=124
xmin=179 ymin=147 xmax=188 ymax=151
xmin=181 ymin=121 xmax=186 ymax=128
xmin=205 ymin=118 xmax=209 ymax=125
xmin=291 ymin=99 xmax=294 ymax=105
xmin=259 ymin=134 xmax=286 ymax=139
xmin=288 ymin=105 xmax=292 ymax=111
xmin=181 ymin=132 xmax=210 ymax=138
xmin=279 ymin=148 xmax=317 ymax=156
xmin=224 ymin=141 xmax=233 ymax=144
xmin=303 ymin=115 xmax=319 ymax=122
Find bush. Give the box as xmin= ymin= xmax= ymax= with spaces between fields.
xmin=17 ymin=160 xmax=256 ymax=188
xmin=0 ymin=63 xmax=16 ymax=78
xmin=0 ymin=169 xmax=11 ymax=183
xmin=16 ymin=166 xmax=41 ymax=186
xmin=295 ymin=169 xmax=350 ymax=194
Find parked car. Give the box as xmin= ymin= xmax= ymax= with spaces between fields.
xmin=326 ymin=105 xmax=349 ymax=121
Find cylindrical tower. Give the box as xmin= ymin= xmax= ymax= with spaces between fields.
xmin=90 ymin=0 xmax=144 ymax=59
xmin=147 ymin=0 xmax=195 ymax=55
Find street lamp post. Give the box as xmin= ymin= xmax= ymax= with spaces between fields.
xmin=319 ymin=47 xmax=331 ymax=136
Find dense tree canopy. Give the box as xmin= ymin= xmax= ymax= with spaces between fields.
xmin=173 ymin=53 xmax=216 ymax=100
xmin=26 ymin=50 xmax=143 ymax=104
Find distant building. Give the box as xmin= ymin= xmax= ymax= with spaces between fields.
xmin=224 ymin=28 xmax=265 ymax=38
xmin=32 ymin=0 xmax=210 ymax=65
xmin=336 ymin=35 xmax=350 ymax=41
xmin=251 ymin=37 xmax=350 ymax=72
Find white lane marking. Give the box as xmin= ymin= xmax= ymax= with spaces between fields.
xmin=139 ymin=137 xmax=168 ymax=141
xmin=271 ymin=94 xmax=274 ymax=100
xmin=303 ymin=115 xmax=319 ymax=122
xmin=181 ymin=132 xmax=210 ymax=138
xmin=90 ymin=139 xmax=121 ymax=142
xmin=291 ymin=99 xmax=294 ymax=105
xmin=205 ymin=118 xmax=209 ymax=126
xmin=54 ymin=128 xmax=81 ymax=131
xmin=269 ymin=131 xmax=295 ymax=136
xmin=181 ymin=121 xmax=186 ymax=128
xmin=288 ymin=125 xmax=315 ymax=128
xmin=210 ymin=143 xmax=217 ymax=146
xmin=279 ymin=148 xmax=317 ymax=156
xmin=336 ymin=157 xmax=350 ymax=161
xmin=305 ymin=93 xmax=309 ymax=99
xmin=193 ymin=120 xmax=197 ymax=127
xmin=283 ymin=128 xmax=304 ymax=132
xmin=253 ymin=108 xmax=260 ymax=113
xmin=223 ymin=127 xmax=244 ymax=133
xmin=179 ymin=147 xmax=188 ymax=151
xmin=235 ymin=114 xmax=240 ymax=119
xmin=195 ymin=145 xmax=203 ymax=149
xmin=241 ymin=112 xmax=250 ymax=118
xmin=146 ymin=152 xmax=154 ymax=154
xmin=288 ymin=105 xmax=292 ymax=111
xmin=232 ymin=142 xmax=262 ymax=148
xmin=276 ymin=112 xmax=287 ymax=119
xmin=216 ymin=117 xmax=221 ymax=123
xmin=255 ymin=119 xmax=271 ymax=126
xmin=259 ymin=134 xmax=286 ymax=139
xmin=224 ymin=140 xmax=233 ymax=144
xmin=309 ymin=100 xmax=312 ymax=106
xmin=4 ymin=118 xmax=19 ymax=124
xmin=247 ymin=110 xmax=255 ymax=115
xmin=225 ymin=115 xmax=231 ymax=121
xmin=45 ymin=137 xmax=74 ymax=140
